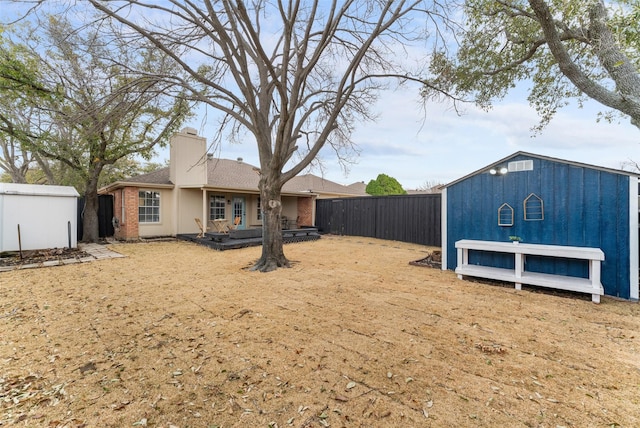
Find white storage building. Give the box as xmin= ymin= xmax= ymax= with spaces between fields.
xmin=0 ymin=183 xmax=79 ymax=252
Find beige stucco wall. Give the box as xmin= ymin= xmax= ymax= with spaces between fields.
xmin=170 ymin=128 xmax=207 ymax=187
xmin=175 ymin=188 xmax=205 ymax=234
xmin=138 ymin=188 xmax=174 ymax=237
xmin=246 ymin=194 xmax=262 ymax=227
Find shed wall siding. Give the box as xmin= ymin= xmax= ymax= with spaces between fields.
xmin=446 ymin=155 xmax=632 ymax=299
xmin=1 ymin=193 xmax=78 ymax=251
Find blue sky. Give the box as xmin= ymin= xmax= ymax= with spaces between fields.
xmin=157 ymin=81 xmax=639 ymax=190
xmin=4 ymin=1 xmax=636 ymax=189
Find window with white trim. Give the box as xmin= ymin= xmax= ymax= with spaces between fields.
xmin=209 ymin=195 xmax=226 ymax=220
xmin=138 ymin=190 xmax=160 ymax=223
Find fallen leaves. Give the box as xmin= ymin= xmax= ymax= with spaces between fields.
xmin=1 ymin=374 xmax=67 ymax=424
xmin=78 ymin=362 xmax=97 ymax=374
xmin=3 ymin=237 xmax=640 ymax=427
xmin=474 ymin=342 xmax=507 ymax=354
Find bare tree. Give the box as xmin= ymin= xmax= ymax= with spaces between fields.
xmin=5 ymin=15 xmax=192 ymax=242
xmin=87 ymin=0 xmax=451 ymax=271
xmin=416 ymin=179 xmax=444 ymax=193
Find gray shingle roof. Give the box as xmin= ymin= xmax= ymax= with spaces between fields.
xmin=207 ymin=158 xmax=261 ymax=190
xmin=285 ymin=174 xmax=366 ymax=196
xmin=121 ymin=167 xmax=171 ymax=185
xmin=115 ymin=158 xmax=367 ymax=196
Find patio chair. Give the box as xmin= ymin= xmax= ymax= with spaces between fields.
xmin=194 ymin=218 xmax=207 ymax=238
xmin=228 ymin=216 xmax=241 ymax=230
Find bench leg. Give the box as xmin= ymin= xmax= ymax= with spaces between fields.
xmin=514 ymin=253 xmax=523 ymax=291
xmin=591 ymin=293 xmax=600 ymax=304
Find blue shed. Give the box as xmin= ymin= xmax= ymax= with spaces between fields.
xmin=442 ymin=152 xmax=639 ymax=301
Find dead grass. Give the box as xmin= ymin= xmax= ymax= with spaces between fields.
xmin=1 ymin=235 xmax=639 ymax=427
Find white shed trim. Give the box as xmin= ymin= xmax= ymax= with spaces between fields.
xmin=0 ymin=183 xmax=79 ymax=198
xmin=630 ymin=177 xmax=639 ymax=301
xmin=441 ymin=187 xmax=448 ymax=271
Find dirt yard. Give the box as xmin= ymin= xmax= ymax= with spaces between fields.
xmin=1 ymin=236 xmax=639 ymax=427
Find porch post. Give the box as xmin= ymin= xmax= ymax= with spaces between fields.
xmin=202 ymin=189 xmax=208 ymax=233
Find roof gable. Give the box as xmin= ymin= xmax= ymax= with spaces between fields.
xmin=445 ymin=151 xmax=640 ymax=188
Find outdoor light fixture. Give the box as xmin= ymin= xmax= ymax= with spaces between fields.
xmin=489 ymin=166 xmax=509 ymax=176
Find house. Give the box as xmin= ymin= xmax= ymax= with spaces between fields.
xmin=99 ymin=127 xmax=366 ymax=240
xmin=442 ymin=151 xmax=639 ymax=301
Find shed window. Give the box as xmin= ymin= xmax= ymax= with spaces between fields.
xmin=524 ymin=193 xmax=544 ymax=221
xmin=498 ymin=203 xmax=514 ymax=226
xmin=139 ymin=190 xmax=160 ymax=223
xmin=209 ymin=195 xmax=226 ymax=220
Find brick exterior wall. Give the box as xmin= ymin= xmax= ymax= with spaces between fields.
xmin=297 ymin=196 xmax=314 ymax=227
xmin=110 ymin=187 xmax=139 ymax=240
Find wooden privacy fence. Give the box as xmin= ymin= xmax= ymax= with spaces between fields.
xmin=77 ymin=194 xmax=114 ymax=240
xmin=315 ymin=194 xmax=441 ymax=247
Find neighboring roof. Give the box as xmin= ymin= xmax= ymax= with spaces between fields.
xmin=101 ymin=158 xmax=367 ymax=197
xmin=0 ymin=183 xmax=79 ymax=197
xmin=346 ymin=181 xmax=367 ymax=194
xmin=445 ymin=151 xmax=640 ymax=188
xmin=286 ymin=174 xmax=368 ymax=196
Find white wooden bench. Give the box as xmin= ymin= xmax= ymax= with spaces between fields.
xmin=455 ymin=240 xmax=605 ymax=303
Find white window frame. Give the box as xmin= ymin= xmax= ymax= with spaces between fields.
xmin=210 ymin=194 xmax=226 ymax=220
xmin=138 ymin=190 xmax=160 ymax=223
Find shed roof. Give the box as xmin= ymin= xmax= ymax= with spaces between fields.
xmin=0 ymin=183 xmax=80 ymax=197
xmin=444 ymin=151 xmax=640 ymax=188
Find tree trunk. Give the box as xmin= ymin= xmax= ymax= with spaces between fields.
xmin=528 ymin=0 xmax=640 ymax=127
xmin=251 ymin=175 xmax=289 ymax=272
xmin=33 ymin=153 xmax=56 ymax=184
xmin=81 ymin=169 xmax=101 ymax=243
xmin=8 ymin=167 xmax=27 ymax=183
